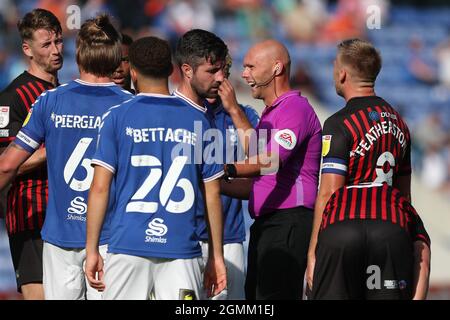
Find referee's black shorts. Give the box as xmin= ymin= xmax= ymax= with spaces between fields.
xmin=245 ymin=206 xmax=313 ymax=300
xmin=311 ymin=219 xmax=414 ymax=300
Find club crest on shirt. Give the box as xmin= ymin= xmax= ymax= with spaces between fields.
xmin=0 ymin=106 xmax=10 ymax=128
xmin=274 ymin=129 xmax=296 ymax=150
xmin=179 ymin=289 xmax=197 ymax=300
xmin=322 ymin=135 xmax=332 ymax=157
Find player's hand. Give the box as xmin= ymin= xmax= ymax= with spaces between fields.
xmin=218 ymin=79 xmax=239 ymax=113
xmin=85 ymin=251 xmax=105 ymax=292
xmin=306 ymin=254 xmax=315 ymax=294
xmin=204 ymin=257 xmax=227 ymax=298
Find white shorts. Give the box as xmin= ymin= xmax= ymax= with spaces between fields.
xmin=201 ymin=242 xmax=245 ymax=300
xmin=42 ymin=241 xmax=108 ymax=300
xmin=102 ymin=253 xmax=204 ymax=300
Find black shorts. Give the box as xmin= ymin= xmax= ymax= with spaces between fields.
xmin=8 ymin=229 xmax=44 ymax=292
xmin=245 ymin=206 xmax=313 ymax=300
xmin=311 ymin=219 xmax=414 ymax=300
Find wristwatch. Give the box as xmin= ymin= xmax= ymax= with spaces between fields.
xmin=223 ymin=164 xmax=237 ymax=183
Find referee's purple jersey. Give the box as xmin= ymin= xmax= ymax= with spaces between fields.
xmin=249 ymin=90 xmax=322 ymax=218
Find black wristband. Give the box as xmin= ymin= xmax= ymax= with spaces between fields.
xmin=226 ymin=164 xmax=237 ymax=178
xmin=224 ymin=163 xmax=237 ymax=182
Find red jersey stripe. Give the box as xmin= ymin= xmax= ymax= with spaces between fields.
xmin=15 ymin=88 xmax=30 ymax=111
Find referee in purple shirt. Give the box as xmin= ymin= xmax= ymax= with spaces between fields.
xmin=218 ymin=40 xmax=322 ymax=300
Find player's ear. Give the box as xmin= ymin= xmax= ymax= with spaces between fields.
xmin=339 ymin=68 xmax=346 ymax=84
xmin=130 ymin=67 xmax=138 ymax=83
xmin=22 ymin=41 xmax=33 ymax=59
xmin=181 ymin=63 xmax=193 ymax=79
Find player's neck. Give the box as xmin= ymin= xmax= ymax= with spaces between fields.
xmin=177 ymin=82 xmax=203 ymax=106
xmin=79 ymin=71 xmax=112 ymax=84
xmin=27 ymin=64 xmax=58 ymax=86
xmin=344 ymin=86 xmax=376 ymax=102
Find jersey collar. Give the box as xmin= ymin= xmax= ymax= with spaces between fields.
xmin=262 ymin=90 xmax=300 ymax=116
xmin=75 ymin=79 xmax=115 ymax=86
xmin=173 ymin=90 xmax=207 ymax=113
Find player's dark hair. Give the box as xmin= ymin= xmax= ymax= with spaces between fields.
xmin=175 ymin=29 xmax=228 ymax=71
xmin=121 ymin=33 xmax=133 ymax=46
xmin=129 ymin=36 xmax=173 ymax=78
xmin=76 ymin=14 xmax=122 ymax=77
xmin=337 ymin=38 xmax=382 ymax=82
xmin=17 ymin=8 xmax=62 ymax=42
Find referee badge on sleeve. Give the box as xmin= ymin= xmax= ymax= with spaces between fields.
xmin=0 ymin=106 xmax=10 ymax=128
xmin=322 ymin=135 xmax=332 ymax=157
xmin=274 ymin=129 xmax=297 ymax=150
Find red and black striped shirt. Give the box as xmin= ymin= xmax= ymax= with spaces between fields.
xmin=0 ymin=71 xmax=55 ymax=235
xmin=321 ymin=96 xmax=411 ymax=184
xmin=320 ymin=183 xmax=430 ymax=247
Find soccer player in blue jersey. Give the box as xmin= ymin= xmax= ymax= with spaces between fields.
xmin=173 ymin=29 xmax=252 ymax=300
xmin=0 ymin=15 xmax=132 ymax=300
xmin=85 ymin=36 xmax=227 ymax=300
xmin=199 ymin=54 xmax=260 ymax=300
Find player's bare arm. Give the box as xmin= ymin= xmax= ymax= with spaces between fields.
xmin=220 ymin=178 xmax=252 ymax=200
xmin=202 ymin=178 xmax=227 ymax=297
xmin=17 ymin=147 xmax=47 ymax=176
xmin=306 ymin=173 xmax=346 ymax=290
xmin=218 ymin=79 xmax=254 ymax=156
xmin=85 ymin=165 xmax=113 ymax=292
xmin=0 ymin=142 xmax=32 ymax=190
xmin=412 ymin=241 xmax=431 ymax=300
xmin=230 ymin=152 xmax=280 ymax=178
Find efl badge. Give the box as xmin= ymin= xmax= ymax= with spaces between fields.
xmin=322 ymin=135 xmax=332 ymax=157
xmin=0 ymin=106 xmax=10 ymax=128
xmin=179 ymin=289 xmax=197 ymax=300
xmin=22 ymin=109 xmax=33 ymax=127
xmin=274 ymin=129 xmax=297 ymax=150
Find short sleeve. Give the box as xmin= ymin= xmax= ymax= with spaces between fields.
xmin=321 ymin=117 xmax=351 ymax=176
xmin=91 ymin=109 xmax=118 ymax=173
xmin=14 ymin=92 xmax=47 ymax=153
xmin=268 ymin=103 xmax=314 ymax=165
xmin=405 ymin=201 xmax=430 ymax=248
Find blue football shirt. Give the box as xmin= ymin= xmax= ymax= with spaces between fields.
xmin=92 ymin=93 xmax=224 ymax=258
xmin=15 ymin=79 xmax=132 ymax=248
xmin=196 ymin=101 xmax=260 ymax=243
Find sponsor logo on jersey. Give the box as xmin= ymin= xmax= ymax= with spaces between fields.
xmin=66 ymin=196 xmax=87 ymax=222
xmin=22 ymin=109 xmax=32 ymax=127
xmin=380 ymin=111 xmax=397 ymax=120
xmin=369 ymin=111 xmax=380 ymax=121
xmin=145 ymin=218 xmax=168 ymax=243
xmin=274 ymin=129 xmax=296 ymax=150
xmin=384 ymin=280 xmax=398 ymax=290
xmin=0 ymin=129 xmax=9 ymax=137
xmin=179 ymin=289 xmax=197 ymax=300
xmin=0 ymin=106 xmax=10 ymax=128
xmin=322 ymin=135 xmax=332 ymax=157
